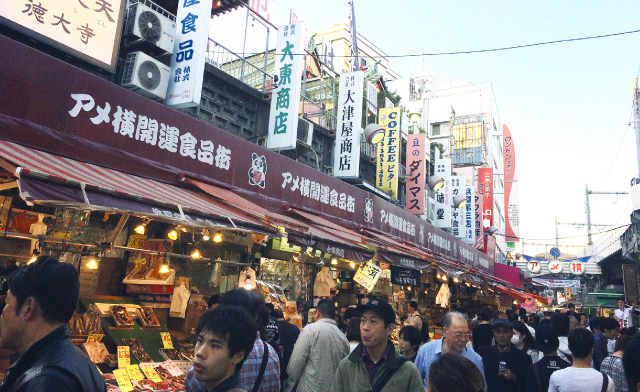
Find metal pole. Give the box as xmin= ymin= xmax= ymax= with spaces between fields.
xmin=555 ymin=218 xmax=559 ymax=248
xmin=262 ymin=26 xmax=269 ymax=93
xmin=633 ymin=78 xmax=640 ymax=175
xmin=301 ymin=53 xmax=307 ymax=118
xmin=585 ymin=184 xmax=593 ymax=245
xmin=240 ymin=7 xmax=250 ymax=83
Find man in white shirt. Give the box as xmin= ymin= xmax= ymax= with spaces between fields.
xmin=549 ymin=328 xmax=614 ymax=392
xmin=615 ymin=298 xmax=639 ymax=329
xmin=404 ymin=301 xmax=423 ymax=331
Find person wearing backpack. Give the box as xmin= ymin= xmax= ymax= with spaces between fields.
xmin=331 ymin=298 xmax=423 ymax=392
xmin=525 ymin=325 xmax=570 ymax=392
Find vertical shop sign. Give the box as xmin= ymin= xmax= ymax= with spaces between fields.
xmin=503 ymin=125 xmax=520 ymax=242
xmin=377 ymin=107 xmax=400 ymax=199
xmin=434 ymin=158 xmax=451 ymax=229
xmin=406 ymin=134 xmax=426 ymax=214
xmin=474 ymin=192 xmax=483 ymax=249
xmin=478 ymin=168 xmax=493 ymax=228
xmin=250 ymin=0 xmax=272 ymax=22
xmin=464 ymin=186 xmax=475 ymax=245
xmin=451 ymin=176 xmax=466 ymax=239
xmin=333 ymin=71 xmax=363 ymax=178
xmin=366 ymin=81 xmax=377 ymax=115
xmin=266 ymin=22 xmax=306 ymax=151
xmin=166 ymin=0 xmax=213 ymax=108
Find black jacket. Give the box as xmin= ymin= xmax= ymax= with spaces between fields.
xmin=476 ymin=345 xmax=533 ymax=392
xmin=0 ymin=326 xmax=106 ymax=392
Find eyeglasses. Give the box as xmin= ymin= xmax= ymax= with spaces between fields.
xmin=451 ymin=332 xmax=471 ymax=340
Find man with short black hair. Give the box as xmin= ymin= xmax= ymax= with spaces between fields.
xmin=615 ymin=298 xmax=640 ymax=329
xmin=550 ymin=313 xmax=572 ymax=363
xmin=189 ymin=306 xmax=257 ymax=392
xmin=526 ymin=325 xmax=570 ymax=392
xmin=567 ymin=303 xmax=577 ymax=317
xmin=548 ymin=329 xmax=614 ymax=392
xmin=472 ymin=307 xmax=494 ymax=350
xmin=403 ymin=301 xmax=422 ymax=331
xmin=594 ymin=317 xmax=620 ymax=371
xmin=476 ymin=318 xmax=532 ymax=392
xmin=416 ymin=311 xmax=485 ymax=389
xmin=286 ymin=299 xmax=349 ymax=392
xmin=0 ymin=256 xmax=105 ymax=392
xmin=207 ymin=294 xmax=220 ymax=310
xmin=331 ymin=298 xmax=423 ymax=392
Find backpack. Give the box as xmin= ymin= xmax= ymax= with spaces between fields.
xmin=420 ymin=316 xmax=430 ymax=343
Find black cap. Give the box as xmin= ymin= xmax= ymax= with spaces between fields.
xmin=536 ymin=325 xmax=559 ymax=353
xmin=356 ymin=298 xmax=396 ymax=325
xmin=492 ymin=318 xmax=514 ymax=329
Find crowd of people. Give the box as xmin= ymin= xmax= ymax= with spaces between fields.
xmin=1 ymin=255 xmax=640 ymax=392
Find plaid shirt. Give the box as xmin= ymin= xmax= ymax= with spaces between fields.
xmin=600 ymin=356 xmax=628 ymax=392
xmin=186 ymin=335 xmax=281 ymax=392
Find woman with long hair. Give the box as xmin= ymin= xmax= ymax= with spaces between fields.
xmin=513 ymin=320 xmax=539 ymax=363
xmin=427 ymin=353 xmax=484 ymax=392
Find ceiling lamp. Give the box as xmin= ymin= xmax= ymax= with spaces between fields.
xmin=453 ymin=277 xmax=459 ymax=283
xmin=167 ymin=229 xmax=178 ymax=241
xmin=364 ymin=123 xmax=385 ymax=144
xmin=436 ymin=273 xmax=441 ymax=279
xmin=134 ymin=218 xmax=151 ymax=235
xmin=86 ymin=258 xmax=99 ymax=270
xmin=427 ymin=175 xmax=444 ymax=191
xmin=201 ymin=229 xmax=210 ymax=241
xmin=212 ymin=231 xmax=223 ymax=243
xmin=409 ymin=111 xmax=421 ymax=124
xmin=159 ymin=259 xmax=170 ymax=274
xmin=453 ymin=195 xmax=467 ymax=209
xmin=350 ymin=262 xmax=356 ymax=269
xmin=331 ymin=258 xmax=338 ymax=265
xmin=406 ymin=285 xmax=412 ymax=291
xmin=440 ymin=274 xmax=447 ymax=281
xmin=191 ymin=249 xmax=201 ymax=259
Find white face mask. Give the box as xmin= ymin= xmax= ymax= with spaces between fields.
xmin=511 ymin=335 xmax=523 ymax=345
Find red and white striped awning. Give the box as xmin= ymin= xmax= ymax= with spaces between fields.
xmin=0 ymin=140 xmax=269 ymax=230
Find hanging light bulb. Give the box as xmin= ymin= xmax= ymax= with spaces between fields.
xmin=331 ymin=258 xmax=338 ymax=265
xmin=441 ymin=275 xmax=447 ymax=281
xmin=453 ymin=277 xmax=459 ymax=283
xmin=202 ymin=229 xmax=210 ymax=241
xmin=407 ymin=285 xmax=412 ymax=291
xmin=178 ymin=225 xmax=188 ymax=233
xmin=27 ymin=256 xmax=37 ymax=264
xmin=86 ymin=258 xmax=99 ymax=270
xmin=350 ymin=262 xmax=356 ymax=269
xmin=134 ymin=224 xmax=146 ymax=235
xmin=159 ymin=259 xmax=170 ymax=274
xmin=212 ymin=231 xmax=223 ymax=243
xmin=167 ymin=230 xmax=178 ymax=241
xmin=513 ymin=300 xmax=518 ymax=305
xmin=436 ymin=273 xmax=441 ymax=279
xmin=191 ymin=249 xmax=201 ymax=259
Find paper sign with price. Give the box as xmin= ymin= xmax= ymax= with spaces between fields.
xmin=163 ymin=360 xmax=184 ymax=377
xmin=141 ymin=366 xmax=164 ymax=383
xmin=353 ymin=262 xmax=383 ymax=292
xmin=126 ymin=364 xmax=144 ymax=381
xmin=113 ymin=369 xmax=134 ymax=392
xmin=117 ymin=346 xmax=130 ymax=368
xmin=86 ymin=334 xmax=104 ymax=344
xmin=160 ymin=332 xmax=174 ymax=349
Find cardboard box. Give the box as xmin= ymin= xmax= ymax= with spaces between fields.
xmin=166 ymin=302 xmax=207 ymax=334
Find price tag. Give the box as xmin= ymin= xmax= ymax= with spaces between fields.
xmin=141 ymin=366 xmax=163 ymax=383
xmin=113 ymin=369 xmax=134 ymax=392
xmin=162 ymin=360 xmax=184 ymax=377
xmin=160 ymin=332 xmax=173 ymax=349
xmin=86 ymin=334 xmax=104 ymax=344
xmin=126 ymin=364 xmax=144 ymax=381
xmin=117 ymin=346 xmax=130 ymax=368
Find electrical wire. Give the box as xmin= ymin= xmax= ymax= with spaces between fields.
xmin=268 ymin=28 xmax=640 ymax=58
xmin=601 ymin=103 xmax=634 ymax=188
xmin=498 ymin=223 xmax=631 ymax=242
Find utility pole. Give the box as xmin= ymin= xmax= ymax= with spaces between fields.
xmin=555 ymin=220 xmax=613 ymax=249
xmin=585 ymin=184 xmax=628 ymax=245
xmin=632 ymin=78 xmax=640 ymax=175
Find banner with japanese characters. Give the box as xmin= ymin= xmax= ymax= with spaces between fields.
xmin=0 ymin=0 xmax=126 ymax=72
xmin=390 ymin=265 xmax=420 ymax=287
xmin=463 ymin=186 xmax=475 ymax=245
xmin=503 ymin=124 xmax=520 ymax=241
xmin=478 ymin=168 xmax=493 ymax=229
xmin=333 ymin=71 xmax=363 ymax=179
xmin=451 ymin=176 xmax=466 ymax=240
xmin=366 ymin=81 xmax=377 ymax=115
xmin=377 ymin=107 xmax=400 ymax=199
xmin=266 ymin=22 xmax=306 ymax=151
xmin=434 ymin=158 xmax=451 ymax=230
xmin=353 ymin=261 xmax=383 ymax=292
xmin=166 ymin=0 xmax=213 ymax=108
xmin=405 ymin=134 xmax=426 ymax=215
xmin=474 ymin=192 xmax=483 ymax=248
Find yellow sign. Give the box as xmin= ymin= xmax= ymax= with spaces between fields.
xmin=113 ymin=369 xmax=134 ymax=392
xmin=141 ymin=366 xmax=164 ymax=383
xmin=453 ymin=120 xmax=483 ymax=149
xmin=86 ymin=334 xmax=104 ymax=344
xmin=126 ymin=364 xmax=145 ymax=381
xmin=160 ymin=332 xmax=174 ymax=349
xmin=353 ymin=261 xmax=383 ymax=292
xmin=376 ymin=107 xmax=401 ymax=199
xmin=117 ymin=346 xmax=130 ymax=368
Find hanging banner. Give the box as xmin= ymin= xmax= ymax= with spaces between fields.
xmin=451 ymin=176 xmax=466 ymax=239
xmin=434 ymin=158 xmax=452 ymax=229
xmin=478 ymin=168 xmax=493 ymax=228
xmin=376 ymin=107 xmax=400 ymax=199
xmin=503 ymin=125 xmax=520 ymax=241
xmin=333 ymin=71 xmax=363 ymax=179
xmin=474 ymin=192 xmax=483 ymax=249
xmin=532 ymin=279 xmax=581 ymax=289
xmin=166 ymin=0 xmax=214 ymax=108
xmin=390 ymin=265 xmax=420 ymax=287
xmin=377 ymin=250 xmax=431 ymax=271
xmin=464 ymin=186 xmax=475 ymax=245
xmin=353 ymin=261 xmax=383 ymax=292
xmin=266 ymin=22 xmax=306 ymax=151
xmin=406 ymin=134 xmax=426 ymax=215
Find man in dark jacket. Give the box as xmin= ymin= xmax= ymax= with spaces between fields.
xmin=476 ymin=318 xmax=532 ymax=392
xmin=473 ymin=307 xmax=495 ymax=350
xmin=526 ymin=325 xmax=570 ymax=392
xmin=593 ymin=317 xmax=620 ymax=371
xmin=0 ymin=256 xmax=105 ymax=392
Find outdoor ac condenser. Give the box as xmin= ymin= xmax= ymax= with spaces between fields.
xmin=125 ymin=0 xmax=176 ymax=54
xmin=121 ymin=51 xmax=170 ymax=101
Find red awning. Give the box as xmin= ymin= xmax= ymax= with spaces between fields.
xmin=0 ymin=141 xmax=270 ymax=230
xmin=492 ymin=284 xmax=552 ymax=306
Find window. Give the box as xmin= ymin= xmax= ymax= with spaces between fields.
xmin=432 ymin=124 xmax=440 ymax=136
xmin=361 ymin=58 xmax=367 ymax=67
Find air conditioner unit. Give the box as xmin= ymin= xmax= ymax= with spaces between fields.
xmin=126 ymin=0 xmax=176 ymax=54
xmin=121 ymin=51 xmax=170 ymax=101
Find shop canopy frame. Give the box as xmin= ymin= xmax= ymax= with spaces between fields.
xmin=490 ymin=283 xmax=553 ymax=306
